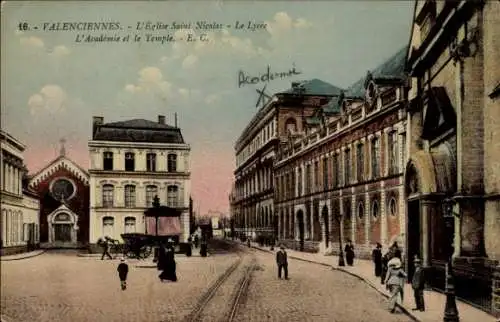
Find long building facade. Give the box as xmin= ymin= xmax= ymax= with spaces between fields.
xmin=406 ymin=0 xmax=500 ymax=314
xmin=88 ymin=115 xmax=192 ymax=248
xmin=274 ymin=48 xmax=409 ymax=256
xmin=232 ymin=79 xmax=343 ymax=241
xmin=0 ymin=130 xmax=40 ymax=256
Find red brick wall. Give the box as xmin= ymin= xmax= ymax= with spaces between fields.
xmin=32 ymin=168 xmax=90 ymax=244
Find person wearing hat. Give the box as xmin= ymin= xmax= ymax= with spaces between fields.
xmin=276 ymin=244 xmax=288 ymax=280
xmin=384 ymin=256 xmax=407 ymax=313
xmin=117 ymin=257 xmax=129 ymax=290
xmin=411 ymin=257 xmax=425 ymax=311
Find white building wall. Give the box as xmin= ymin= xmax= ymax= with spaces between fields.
xmin=89 ymin=141 xmax=192 ymax=244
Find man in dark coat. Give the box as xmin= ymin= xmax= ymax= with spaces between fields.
xmin=200 ymin=237 xmax=208 ymax=257
xmin=101 ymin=236 xmax=113 ymax=260
xmin=411 ymin=258 xmax=426 ymax=311
xmin=194 ymin=235 xmax=199 ymax=248
xmin=345 ymin=240 xmax=355 ymax=266
xmin=117 ymin=258 xmax=129 ymax=290
xmin=276 ymin=245 xmax=288 ymax=279
xmin=372 ymin=243 xmax=383 ymax=277
xmin=381 ymin=251 xmax=391 ymax=285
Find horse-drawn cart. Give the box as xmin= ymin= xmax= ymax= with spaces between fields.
xmin=119 ymin=233 xmax=154 ymax=259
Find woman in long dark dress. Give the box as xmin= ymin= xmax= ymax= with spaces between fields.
xmin=372 ymin=243 xmax=383 ymax=277
xmin=345 ymin=240 xmax=355 ymax=266
xmin=159 ymin=241 xmax=178 ymax=282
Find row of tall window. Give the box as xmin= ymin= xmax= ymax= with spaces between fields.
xmin=102 ymin=184 xmax=180 ymax=208
xmin=102 ymin=216 xmax=137 ymax=237
xmin=1 ymin=209 xmax=24 ymax=246
xmin=277 ymin=132 xmax=405 ymax=200
xmin=236 ymin=120 xmax=276 ymax=167
xmin=234 ymin=167 xmax=273 ymax=200
xmin=1 ymin=161 xmax=23 ymax=196
xmin=103 ymin=152 xmax=178 ymax=172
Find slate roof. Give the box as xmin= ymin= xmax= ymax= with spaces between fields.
xmin=279 ymin=78 xmax=344 ymax=96
xmin=93 ymin=119 xmax=185 ymax=144
xmin=346 ymin=46 xmax=408 ymax=98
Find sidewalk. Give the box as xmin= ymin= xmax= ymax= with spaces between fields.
xmin=244 ymin=241 xmax=497 ymax=322
xmin=0 ymin=249 xmax=46 ymax=261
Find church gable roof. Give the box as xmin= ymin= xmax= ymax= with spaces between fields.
xmin=29 ymin=155 xmax=89 ymax=189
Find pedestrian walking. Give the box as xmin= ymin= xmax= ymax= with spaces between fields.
xmin=117 ymin=258 xmax=129 ymax=290
xmin=194 ymin=235 xmax=199 ymax=248
xmin=100 ymin=236 xmax=113 ymax=260
xmin=384 ymin=257 xmax=407 ymax=313
xmin=372 ymin=242 xmax=383 ymax=277
xmin=159 ymin=240 xmax=178 ymax=282
xmin=345 ymin=240 xmax=355 ymax=266
xmin=200 ymin=237 xmax=208 ymax=257
xmin=391 ymin=241 xmax=402 ymax=260
xmin=381 ymin=250 xmax=390 ymax=285
xmin=411 ymin=258 xmax=426 ymax=312
xmin=276 ymin=244 xmax=288 ymax=280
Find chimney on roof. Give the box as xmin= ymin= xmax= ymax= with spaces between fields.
xmin=175 ymin=113 xmax=178 ymax=128
xmin=92 ymin=116 xmax=104 ymax=137
xmin=158 ymin=115 xmax=165 ymax=124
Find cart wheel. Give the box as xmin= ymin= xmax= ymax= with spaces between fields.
xmin=141 ymin=246 xmax=152 ymax=259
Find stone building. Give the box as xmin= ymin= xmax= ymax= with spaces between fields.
xmin=231 ymin=79 xmax=343 ymax=241
xmin=274 ymin=48 xmax=409 ymax=256
xmin=406 ymin=0 xmax=500 ymax=314
xmin=28 ymin=140 xmax=90 ymax=248
xmin=0 ymin=130 xmax=40 ymax=256
xmin=88 ymin=115 xmax=191 ymax=247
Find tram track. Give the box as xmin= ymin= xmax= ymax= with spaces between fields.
xmin=181 ymin=242 xmax=256 ymax=322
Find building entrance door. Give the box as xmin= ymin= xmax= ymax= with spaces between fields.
xmin=297 ymin=210 xmax=304 ymax=251
xmin=407 ymin=199 xmax=421 ymax=281
xmin=54 ymin=224 xmax=72 ymax=242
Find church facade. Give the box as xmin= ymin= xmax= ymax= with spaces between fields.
xmin=28 ymin=142 xmax=90 ymax=248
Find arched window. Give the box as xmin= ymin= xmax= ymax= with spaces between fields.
xmin=372 ymin=200 xmax=379 ymax=221
xmin=124 ymin=217 xmax=136 ymax=233
xmin=388 ymin=198 xmax=397 ymax=217
xmin=167 ymin=185 xmax=179 ymax=208
xmin=54 ymin=213 xmax=71 ymax=222
xmin=124 ymin=185 xmax=136 ymax=208
xmin=102 ymin=216 xmax=114 ymax=238
xmin=145 ymin=185 xmax=158 ymax=207
xmin=357 ymin=202 xmax=364 ymax=220
xmin=285 ymin=117 xmax=297 ymax=134
xmin=168 ymin=154 xmax=177 ymax=172
xmin=102 ymin=184 xmax=114 ymax=208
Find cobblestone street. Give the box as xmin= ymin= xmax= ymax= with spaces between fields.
xmin=232 ymin=249 xmax=413 ymax=322
xmin=1 ymin=248 xmax=239 ymax=322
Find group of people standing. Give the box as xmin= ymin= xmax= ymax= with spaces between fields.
xmin=371 ymin=242 xmax=426 ymax=313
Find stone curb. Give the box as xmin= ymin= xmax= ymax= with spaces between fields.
xmin=0 ymin=250 xmax=47 ymax=261
xmin=247 ymin=244 xmax=420 ymax=322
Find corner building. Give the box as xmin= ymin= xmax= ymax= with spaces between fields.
xmin=1 ymin=130 xmax=40 ymax=256
xmin=88 ymin=115 xmax=191 ymax=248
xmin=275 ymin=47 xmax=409 ymax=256
xmin=406 ymin=0 xmax=500 ymax=314
xmin=232 ymin=79 xmax=343 ymax=241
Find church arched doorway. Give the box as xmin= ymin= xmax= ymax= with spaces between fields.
xmin=53 ymin=213 xmax=73 ymax=242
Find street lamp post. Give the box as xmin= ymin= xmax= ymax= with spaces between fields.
xmin=152 ymin=195 xmax=161 ymax=263
xmin=336 ymin=213 xmax=345 ymax=267
xmin=442 ymin=198 xmax=460 ymax=322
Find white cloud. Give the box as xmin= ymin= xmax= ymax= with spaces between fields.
xmin=20 ymin=36 xmax=44 ymax=49
xmin=204 ymin=94 xmax=219 ymax=105
xmin=50 ymin=45 xmax=71 ymax=57
xmin=182 ymin=54 xmax=198 ymax=69
xmin=28 ymin=85 xmax=67 ymax=115
xmin=125 ymin=66 xmax=172 ymax=97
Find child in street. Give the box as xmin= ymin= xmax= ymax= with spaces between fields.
xmin=117 ymin=258 xmax=129 ymax=290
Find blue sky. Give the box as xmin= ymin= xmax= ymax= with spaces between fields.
xmin=1 ymin=1 xmax=414 ymax=215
